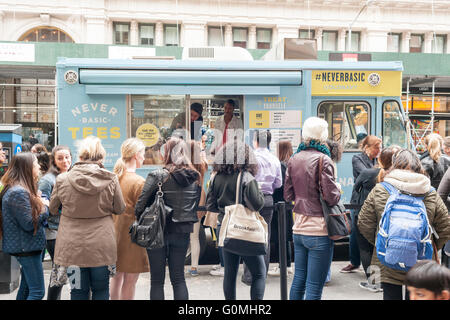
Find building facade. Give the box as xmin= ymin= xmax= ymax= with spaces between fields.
xmin=0 ymin=0 xmax=449 ymax=151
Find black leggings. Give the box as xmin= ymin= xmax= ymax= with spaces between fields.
xmin=46 ymin=239 xmax=63 ymax=300
xmin=147 ymin=232 xmax=190 ymax=300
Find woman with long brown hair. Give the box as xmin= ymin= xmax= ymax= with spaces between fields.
xmin=0 ymin=152 xmax=49 ymax=300
xmin=135 ymin=137 xmax=201 ymax=300
xmin=187 ymin=140 xmax=208 ymax=277
xmin=38 ymin=144 xmax=72 ymax=300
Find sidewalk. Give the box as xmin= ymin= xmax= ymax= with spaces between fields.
xmin=0 ymin=261 xmax=382 ymax=300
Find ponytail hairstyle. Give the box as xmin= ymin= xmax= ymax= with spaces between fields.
xmin=113 ymin=138 xmax=146 ymax=179
xmin=424 ymin=133 xmax=443 ymax=163
xmin=0 ymin=152 xmax=43 ymax=236
xmin=387 ymin=149 xmax=426 ymax=176
xmin=377 ymin=145 xmax=401 ymax=182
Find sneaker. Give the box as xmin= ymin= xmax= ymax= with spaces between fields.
xmin=340 ymin=264 xmax=360 ymax=273
xmin=268 ymin=266 xmax=294 ymax=276
xmin=359 ymin=281 xmax=383 ymax=293
xmin=211 ymin=264 xmax=221 ymax=271
xmin=209 ymin=267 xmax=224 ymax=276
xmin=268 ymin=267 xmax=280 ymax=276
xmin=189 ymin=268 xmax=199 ymax=277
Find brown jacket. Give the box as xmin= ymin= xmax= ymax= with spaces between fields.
xmin=113 ymin=172 xmax=149 ymax=273
xmin=49 ymin=162 xmax=126 ymax=268
xmin=358 ymin=169 xmax=450 ymax=286
xmin=284 ymin=149 xmax=341 ymax=216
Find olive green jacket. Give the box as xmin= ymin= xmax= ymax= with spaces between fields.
xmin=358 ymin=169 xmax=450 ymax=286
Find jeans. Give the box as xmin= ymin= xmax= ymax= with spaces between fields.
xmin=290 ymin=234 xmax=334 ymax=300
xmin=223 ymin=250 xmax=266 ymax=300
xmin=349 ymin=210 xmax=361 ymax=267
xmin=69 ymin=266 xmax=110 ymax=300
xmin=147 ymin=232 xmax=190 ymax=300
xmin=242 ymin=195 xmax=273 ymax=283
xmin=15 ymin=253 xmax=45 ymax=300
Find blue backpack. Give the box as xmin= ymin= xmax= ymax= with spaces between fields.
xmin=376 ymin=182 xmax=434 ymax=272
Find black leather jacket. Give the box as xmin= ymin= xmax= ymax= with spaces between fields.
xmin=135 ymin=167 xmax=201 ymax=233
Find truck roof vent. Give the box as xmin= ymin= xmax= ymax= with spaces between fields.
xmin=189 ymin=47 xmax=215 ymax=58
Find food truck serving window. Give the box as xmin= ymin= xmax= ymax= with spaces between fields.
xmin=383 ymin=101 xmax=407 ymax=148
xmin=131 ymin=95 xmax=186 ymax=165
xmin=318 ymin=101 xmax=370 ymax=151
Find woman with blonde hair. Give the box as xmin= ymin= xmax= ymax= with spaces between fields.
xmin=110 ymin=138 xmax=149 ymax=300
xmin=49 ymin=136 xmax=126 ymax=300
xmin=420 ymin=133 xmax=450 ymax=189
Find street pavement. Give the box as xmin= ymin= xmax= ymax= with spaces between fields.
xmin=0 ymin=260 xmax=382 ymax=300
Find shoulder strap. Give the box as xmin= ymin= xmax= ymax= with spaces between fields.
xmin=380 ymin=181 xmax=397 ymax=195
xmin=235 ymin=171 xmax=242 ymax=205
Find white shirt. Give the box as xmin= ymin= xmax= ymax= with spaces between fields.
xmin=210 ymin=114 xmax=244 ymax=152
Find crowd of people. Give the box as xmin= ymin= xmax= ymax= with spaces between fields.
xmin=0 ymin=115 xmax=450 ymax=301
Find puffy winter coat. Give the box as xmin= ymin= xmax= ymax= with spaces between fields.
xmin=358 ymin=169 xmax=450 ymax=286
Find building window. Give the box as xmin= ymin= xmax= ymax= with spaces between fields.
xmin=431 ymin=34 xmax=446 ymax=54
xmin=322 ymin=31 xmax=337 ymax=51
xmin=346 ymin=31 xmax=360 ymax=51
xmin=114 ymin=22 xmax=130 ymax=45
xmin=387 ymin=33 xmax=401 ymax=52
xmin=208 ymin=26 xmax=224 ymax=46
xmin=19 ymin=26 xmax=74 ymax=43
xmin=299 ymin=29 xmax=315 ymax=39
xmin=139 ymin=24 xmax=155 ymax=45
xmin=233 ymin=27 xmax=248 ymax=48
xmin=256 ymin=28 xmax=272 ymax=49
xmin=164 ymin=25 xmax=180 ymax=46
xmin=410 ymin=34 xmax=424 ymax=53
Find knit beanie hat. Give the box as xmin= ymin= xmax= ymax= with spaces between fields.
xmin=302 ymin=117 xmax=328 ymax=142
xmin=190 ymin=103 xmax=203 ymax=116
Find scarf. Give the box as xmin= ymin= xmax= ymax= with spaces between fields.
xmin=295 ymin=140 xmax=331 ymax=158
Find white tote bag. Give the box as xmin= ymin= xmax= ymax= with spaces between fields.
xmin=218 ymin=172 xmax=268 ymax=256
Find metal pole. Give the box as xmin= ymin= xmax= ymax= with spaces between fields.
xmin=277 ymin=201 xmax=288 ymax=300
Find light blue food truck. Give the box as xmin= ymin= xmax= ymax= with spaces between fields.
xmin=56 ymin=57 xmax=407 ymax=205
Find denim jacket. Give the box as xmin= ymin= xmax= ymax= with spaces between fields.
xmin=1 ymin=185 xmax=48 ymax=254
xmin=38 ymin=172 xmax=60 ymax=230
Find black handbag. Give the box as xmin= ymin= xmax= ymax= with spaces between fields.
xmin=318 ymin=155 xmax=351 ymax=241
xmin=129 ymin=170 xmax=171 ymax=249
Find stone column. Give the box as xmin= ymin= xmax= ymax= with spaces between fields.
xmin=338 ymin=28 xmax=347 ymax=51
xmin=224 ymin=24 xmax=233 ymax=47
xmin=424 ymin=32 xmax=433 ymax=53
xmin=447 ymin=33 xmax=450 ymax=54
xmin=401 ymin=31 xmax=411 ymax=53
xmin=248 ymin=25 xmax=257 ymax=49
xmin=0 ymin=11 xmax=4 ymax=41
xmin=155 ymin=21 xmax=164 ymax=46
xmin=86 ymin=16 xmax=107 ymax=44
xmin=182 ymin=21 xmax=207 ymax=47
xmin=315 ymin=28 xmax=323 ymax=51
xmin=365 ymin=30 xmax=388 ymax=52
xmin=130 ymin=20 xmax=138 ymax=46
